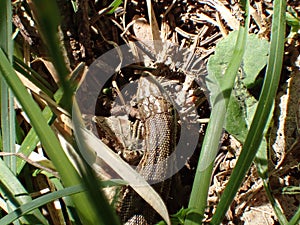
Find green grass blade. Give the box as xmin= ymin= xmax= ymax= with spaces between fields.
xmin=15 ymin=106 xmax=55 ymax=174
xmin=0 ymin=184 xmax=84 ymax=225
xmin=46 ymin=174 xmax=82 ymax=225
xmin=27 ymin=1 xmax=122 ymax=224
xmin=0 ymin=176 xmax=123 ymax=225
xmin=107 ymin=0 xmax=123 ymax=14
xmin=12 ymin=57 xmax=118 ymax=224
xmin=0 ymin=159 xmax=48 ymax=224
xmin=0 ymin=48 xmax=114 ymax=225
xmin=0 ymin=0 xmax=13 ymax=60
xmin=210 ymin=0 xmax=286 ymax=223
xmin=288 ymin=205 xmax=300 ymax=225
xmin=16 ymin=63 xmax=85 ymax=174
xmin=262 ymin=180 xmax=288 ymax=224
xmin=0 ymin=3 xmax=45 ymax=224
xmin=30 ymin=0 xmax=73 ymax=112
xmin=184 ymin=97 xmax=226 ymax=224
xmin=185 ymin=6 xmax=250 ymax=225
xmin=0 ymin=0 xmax=16 ymax=173
xmin=13 ymin=57 xmax=55 ymax=96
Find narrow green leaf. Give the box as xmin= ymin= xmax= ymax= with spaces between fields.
xmin=0 ymin=48 xmax=109 ymax=225
xmin=0 ymin=159 xmax=48 ymax=224
xmin=0 ymin=0 xmax=16 ymax=173
xmin=13 ymin=57 xmax=55 ymax=96
xmin=288 ymin=204 xmax=300 ymax=225
xmin=262 ymin=180 xmax=288 ymax=225
xmin=30 ymin=0 xmax=72 ymax=113
xmin=27 ymin=1 xmax=121 ymax=223
xmin=0 ymin=184 xmax=84 ymax=225
xmin=16 ymin=62 xmax=86 ymax=174
xmin=210 ymin=0 xmax=286 ymax=223
xmin=107 ymin=0 xmax=123 ymax=14
xmin=0 ymin=0 xmax=13 ymax=60
xmin=16 ymin=106 xmax=54 ymax=174
xmin=0 ymin=175 xmax=123 ymax=225
xmin=185 ymin=2 xmax=251 ymax=224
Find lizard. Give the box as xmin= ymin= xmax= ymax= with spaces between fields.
xmin=117 ymin=72 xmax=178 ymax=225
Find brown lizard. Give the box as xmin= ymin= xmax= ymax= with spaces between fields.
xmin=117 ymin=73 xmax=178 ymax=225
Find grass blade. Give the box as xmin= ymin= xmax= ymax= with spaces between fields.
xmin=0 ymin=2 xmax=46 ymax=224
xmin=0 ymin=48 xmax=117 ymax=225
xmin=0 ymin=0 xmax=16 ymax=173
xmin=185 ymin=5 xmax=250 ymax=225
xmin=25 ymin=1 xmax=122 ymax=224
xmin=288 ymin=205 xmax=300 ymax=225
xmin=210 ymin=0 xmax=286 ymax=223
xmin=13 ymin=57 xmax=55 ymax=96
xmin=0 ymin=159 xmax=48 ymax=224
xmin=0 ymin=184 xmax=84 ymax=225
xmin=29 ymin=0 xmax=73 ymax=112
xmin=15 ymin=64 xmax=84 ymax=174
